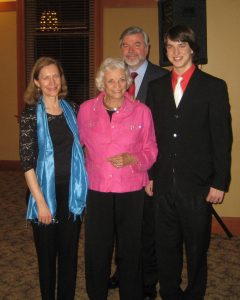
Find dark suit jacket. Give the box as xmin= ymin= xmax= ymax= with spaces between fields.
xmin=147 ymin=68 xmax=232 ymax=196
xmin=137 ymin=61 xmax=169 ymax=103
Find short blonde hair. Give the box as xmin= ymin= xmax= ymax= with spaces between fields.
xmin=95 ymin=57 xmax=132 ymax=92
xmin=24 ymin=56 xmax=68 ymax=105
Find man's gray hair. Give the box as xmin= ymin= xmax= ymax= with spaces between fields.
xmin=119 ymin=26 xmax=150 ymax=47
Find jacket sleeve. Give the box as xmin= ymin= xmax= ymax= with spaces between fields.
xmin=19 ymin=105 xmax=38 ymax=172
xmin=131 ymin=106 xmax=158 ymax=173
xmin=77 ymin=104 xmax=86 ymax=147
xmin=145 ymin=83 xmax=159 ymax=180
xmin=209 ymin=79 xmax=232 ymax=191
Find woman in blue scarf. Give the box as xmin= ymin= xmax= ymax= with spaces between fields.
xmin=19 ymin=57 xmax=88 ymax=300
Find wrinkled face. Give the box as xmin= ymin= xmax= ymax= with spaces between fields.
xmin=34 ymin=64 xmax=61 ymax=98
xmin=166 ymin=38 xmax=193 ymax=74
xmin=103 ymin=68 xmax=127 ymax=102
xmin=120 ymin=33 xmax=149 ymax=69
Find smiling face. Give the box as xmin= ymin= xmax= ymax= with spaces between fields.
xmin=103 ymin=68 xmax=127 ymax=103
xmin=34 ymin=64 xmax=61 ymax=100
xmin=120 ymin=33 xmax=149 ymax=70
xmin=166 ymin=38 xmax=193 ymax=74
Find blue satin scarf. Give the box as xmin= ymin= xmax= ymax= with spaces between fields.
xmin=26 ymin=97 xmax=88 ymax=221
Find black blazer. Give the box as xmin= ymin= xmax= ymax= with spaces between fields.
xmin=147 ymin=68 xmax=232 ymax=195
xmin=137 ymin=61 xmax=169 ymax=103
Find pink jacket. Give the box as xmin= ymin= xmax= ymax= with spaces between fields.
xmin=77 ymin=92 xmax=158 ymax=193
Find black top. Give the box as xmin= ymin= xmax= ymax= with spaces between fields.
xmin=48 ymin=113 xmax=73 ymax=183
xmin=106 ymin=109 xmax=116 ymax=121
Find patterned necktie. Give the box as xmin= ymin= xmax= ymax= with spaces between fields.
xmin=174 ymin=76 xmax=183 ymax=108
xmin=128 ymin=72 xmax=138 ymax=98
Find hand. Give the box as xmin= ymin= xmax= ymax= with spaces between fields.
xmin=107 ymin=153 xmax=137 ymax=168
xmin=206 ymin=187 xmax=225 ymax=204
xmin=37 ymin=202 xmax=52 ymax=224
xmin=145 ymin=180 xmax=153 ymax=196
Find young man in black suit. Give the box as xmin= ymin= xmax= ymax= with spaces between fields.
xmin=146 ymin=24 xmax=232 ymax=300
xmin=108 ymin=26 xmax=168 ymax=300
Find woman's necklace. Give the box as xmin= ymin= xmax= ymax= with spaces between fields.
xmin=103 ymin=103 xmax=118 ymax=112
xmin=103 ymin=97 xmax=122 ymax=112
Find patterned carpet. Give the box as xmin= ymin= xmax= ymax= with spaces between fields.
xmin=0 ymin=171 xmax=240 ymax=300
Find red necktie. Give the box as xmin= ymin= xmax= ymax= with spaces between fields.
xmin=128 ymin=72 xmax=138 ymax=98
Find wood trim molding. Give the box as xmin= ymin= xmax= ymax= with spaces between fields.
xmin=0 ymin=2 xmax=16 ymax=12
xmin=0 ymin=160 xmax=21 ymax=170
xmin=212 ymin=217 xmax=240 ymax=236
xmin=94 ymin=0 xmax=102 ymax=77
xmin=102 ymin=0 xmax=157 ymax=8
xmin=16 ymin=0 xmax=25 ymax=115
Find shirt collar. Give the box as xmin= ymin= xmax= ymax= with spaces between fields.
xmin=129 ymin=60 xmax=148 ymax=97
xmin=129 ymin=60 xmax=148 ymax=77
xmin=172 ymin=64 xmax=196 ymax=83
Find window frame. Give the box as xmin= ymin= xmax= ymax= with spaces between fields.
xmin=17 ymin=0 xmax=99 ymax=114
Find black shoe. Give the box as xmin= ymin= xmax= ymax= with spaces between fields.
xmin=143 ymin=285 xmax=157 ymax=300
xmin=108 ymin=270 xmax=119 ymax=289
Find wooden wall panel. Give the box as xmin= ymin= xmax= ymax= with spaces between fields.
xmin=0 ymin=2 xmax=16 ymax=12
xmin=102 ymin=0 xmax=156 ymax=8
xmin=212 ymin=217 xmax=240 ymax=236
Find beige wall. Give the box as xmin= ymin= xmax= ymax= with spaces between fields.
xmin=202 ymin=1 xmax=240 ymax=217
xmin=0 ymin=10 xmax=18 ymax=160
xmin=103 ymin=0 xmax=240 ymax=217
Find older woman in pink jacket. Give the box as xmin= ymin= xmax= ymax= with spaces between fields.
xmin=77 ymin=57 xmax=157 ymax=300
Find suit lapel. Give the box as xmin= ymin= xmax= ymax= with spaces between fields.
xmin=164 ymin=72 xmax=176 ymax=109
xmin=137 ymin=63 xmax=152 ymax=102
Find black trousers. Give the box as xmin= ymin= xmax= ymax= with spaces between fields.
xmin=113 ymin=193 xmax=158 ymax=294
xmin=154 ymin=184 xmax=212 ymax=300
xmin=31 ymin=182 xmax=81 ymax=300
xmin=85 ymin=189 xmax=144 ymax=300
xmin=142 ymin=194 xmax=158 ymax=290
